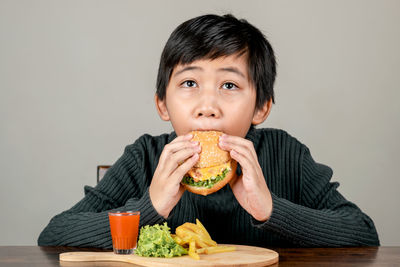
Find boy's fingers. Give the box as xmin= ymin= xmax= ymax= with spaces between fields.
xmin=170 ymin=133 xmax=193 ymax=144
xmin=159 ymin=135 xmax=198 ymax=166
xmin=160 ymin=134 xmax=193 ymax=163
xmin=228 ymin=173 xmax=241 ymax=190
xmin=163 ymin=146 xmax=200 ymax=176
xmin=230 ymin=149 xmax=253 ymax=174
xmin=172 ymin=153 xmax=199 ymax=184
xmin=230 ymin=148 xmax=265 ymax=185
xmin=167 ymin=140 xmax=199 ymax=154
xmin=219 ymin=135 xmax=258 ymax=162
xmin=220 ymin=141 xmax=257 ymax=164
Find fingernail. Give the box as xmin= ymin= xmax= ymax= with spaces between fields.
xmin=191 ymin=141 xmax=199 ymax=145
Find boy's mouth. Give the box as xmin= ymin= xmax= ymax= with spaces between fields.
xmin=193 ymin=128 xmax=222 ymax=132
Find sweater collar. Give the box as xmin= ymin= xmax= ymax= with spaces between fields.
xmin=245 ymin=126 xmax=260 ymax=148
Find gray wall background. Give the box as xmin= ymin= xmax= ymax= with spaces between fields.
xmin=1 ymin=0 xmax=399 ymax=245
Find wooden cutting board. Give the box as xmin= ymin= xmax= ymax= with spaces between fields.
xmin=59 ymin=244 xmax=279 ymax=267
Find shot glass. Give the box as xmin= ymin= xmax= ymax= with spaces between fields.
xmin=108 ymin=211 xmax=140 ymax=254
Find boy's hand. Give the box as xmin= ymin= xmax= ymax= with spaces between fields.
xmin=149 ymin=133 xmax=200 ymax=219
xmin=219 ymin=134 xmax=273 ymax=222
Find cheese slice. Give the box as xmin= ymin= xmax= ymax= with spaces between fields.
xmin=188 ymin=162 xmax=231 ymax=182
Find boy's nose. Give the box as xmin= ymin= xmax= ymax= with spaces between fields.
xmin=195 ymin=105 xmax=220 ymax=118
xmin=197 ymin=109 xmax=216 ymax=118
xmin=195 ymin=87 xmax=221 ymax=118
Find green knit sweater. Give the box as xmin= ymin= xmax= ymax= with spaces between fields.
xmin=38 ymin=127 xmax=379 ymax=248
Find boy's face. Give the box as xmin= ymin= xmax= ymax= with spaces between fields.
xmin=155 ymin=53 xmax=272 ymax=137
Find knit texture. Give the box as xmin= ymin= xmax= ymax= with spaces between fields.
xmin=38 ymin=127 xmax=380 ymax=248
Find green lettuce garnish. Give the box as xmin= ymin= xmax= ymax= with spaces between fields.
xmin=135 ymin=222 xmax=187 ymax=257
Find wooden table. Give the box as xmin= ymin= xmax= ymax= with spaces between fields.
xmin=0 ymin=246 xmax=399 ymax=266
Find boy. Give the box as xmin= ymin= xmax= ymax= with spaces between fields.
xmin=38 ymin=14 xmax=379 ymax=247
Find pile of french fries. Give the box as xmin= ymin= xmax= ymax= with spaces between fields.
xmin=171 ymin=219 xmax=236 ymax=260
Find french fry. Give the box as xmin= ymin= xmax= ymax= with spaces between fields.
xmin=172 ymin=235 xmax=184 ymax=246
xmin=195 ymin=247 xmax=206 ymax=254
xmin=196 ymin=219 xmax=212 ymax=240
xmin=204 ymin=246 xmax=236 ymax=254
xmin=181 ymin=235 xmax=194 ymax=244
xmin=192 ymin=234 xmax=210 ymax=248
xmin=188 ymin=240 xmax=200 ymax=260
xmin=181 ymin=223 xmax=207 ymax=238
xmin=197 ymin=246 xmax=236 ymax=255
xmin=179 ymin=223 xmax=217 ymax=247
xmin=175 ymin=226 xmax=192 ymax=239
xmin=174 ymin=219 xmax=234 ymax=260
xmin=176 ymin=227 xmax=209 ymax=247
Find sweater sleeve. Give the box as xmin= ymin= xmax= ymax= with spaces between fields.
xmin=252 ymin=146 xmax=380 ymax=247
xmin=37 ymin=142 xmax=165 ymax=248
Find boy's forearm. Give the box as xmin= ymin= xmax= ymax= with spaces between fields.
xmin=37 ymin=209 xmax=111 ymax=247
xmin=258 ymin=145 xmax=377 ymax=247
xmin=37 ymin=140 xmax=161 ymax=247
xmin=252 ymin=192 xmax=380 ymax=247
xmin=37 ymin=188 xmax=164 ymax=248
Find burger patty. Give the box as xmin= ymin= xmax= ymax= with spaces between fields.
xmin=182 ymin=168 xmax=230 ymax=188
xmin=187 ymin=161 xmax=231 ymax=182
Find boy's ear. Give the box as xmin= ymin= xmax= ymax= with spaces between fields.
xmin=154 ymin=94 xmax=170 ymax=121
xmin=252 ymin=98 xmax=273 ymax=125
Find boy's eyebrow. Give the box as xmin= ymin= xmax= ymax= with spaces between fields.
xmin=173 ymin=66 xmax=246 ymax=78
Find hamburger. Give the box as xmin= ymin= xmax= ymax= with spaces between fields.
xmin=181 ymin=130 xmax=237 ymax=196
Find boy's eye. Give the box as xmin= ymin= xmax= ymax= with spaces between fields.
xmin=181 ymin=80 xmax=197 ymax=88
xmin=222 ymin=82 xmax=238 ymax=90
xmin=180 ymin=80 xmax=238 ymax=90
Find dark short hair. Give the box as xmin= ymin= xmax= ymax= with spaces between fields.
xmin=156 ymin=13 xmax=276 ymax=110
